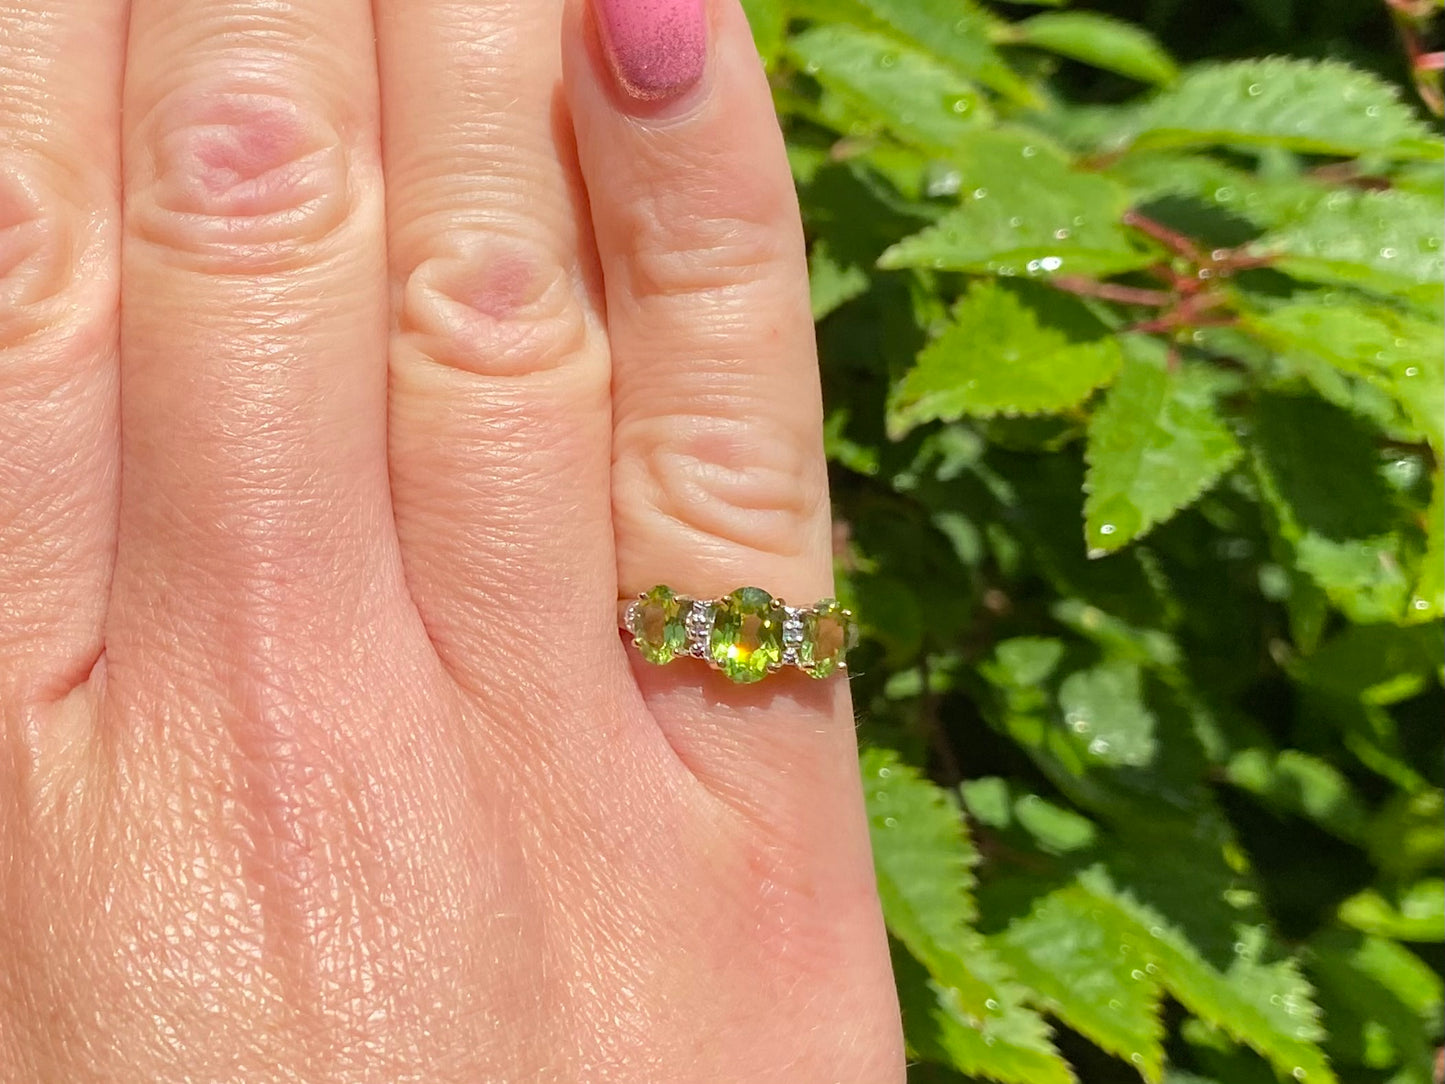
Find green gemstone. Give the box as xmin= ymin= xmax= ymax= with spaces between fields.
xmin=628 ymin=585 xmax=686 ymax=665
xmin=708 ymin=587 xmax=784 ymax=683
xmin=801 ymin=600 xmax=856 ymax=678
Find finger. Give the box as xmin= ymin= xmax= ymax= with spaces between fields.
xmin=109 ymin=0 xmax=398 ymax=663
xmin=563 ymin=5 xmax=897 ymax=1053
xmin=564 ymin=0 xmax=853 ymax=795
xmin=377 ymin=0 xmax=616 ymax=692
xmin=0 ymin=0 xmax=124 ymax=702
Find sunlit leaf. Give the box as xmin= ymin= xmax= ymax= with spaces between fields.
xmin=1083 ymin=340 xmax=1242 ymax=553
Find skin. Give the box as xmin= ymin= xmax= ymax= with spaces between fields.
xmin=0 ymin=0 xmax=905 ymax=1081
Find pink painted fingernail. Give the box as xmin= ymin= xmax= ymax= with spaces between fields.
xmin=594 ymin=0 xmax=707 ymax=102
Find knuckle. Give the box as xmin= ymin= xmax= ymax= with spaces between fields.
xmin=620 ymin=411 xmax=827 ymax=559
xmin=397 ymin=231 xmax=595 ymax=379
xmin=631 ymin=211 xmax=794 ymax=302
xmin=623 ymin=177 xmax=800 ymax=301
xmin=127 ymin=85 xmax=363 ymax=273
xmin=0 ymin=164 xmax=114 ymax=356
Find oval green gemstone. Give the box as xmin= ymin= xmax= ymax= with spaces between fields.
xmin=628 ymin=585 xmax=686 ymax=664
xmin=709 ymin=587 xmax=784 ymax=684
xmin=801 ymin=600 xmax=856 ymax=678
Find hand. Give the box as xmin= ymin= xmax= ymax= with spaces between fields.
xmin=0 ymin=0 xmax=904 ymax=1079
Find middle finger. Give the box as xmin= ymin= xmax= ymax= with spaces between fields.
xmin=378 ymin=0 xmax=617 ymax=698
xmin=111 ymin=0 xmax=397 ymax=668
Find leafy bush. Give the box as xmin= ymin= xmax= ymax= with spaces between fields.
xmin=746 ymin=0 xmax=1445 ymax=1080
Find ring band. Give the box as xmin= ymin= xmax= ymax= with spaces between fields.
xmin=620 ymin=586 xmax=858 ymax=684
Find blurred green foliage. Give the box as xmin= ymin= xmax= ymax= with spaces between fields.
xmin=745 ymin=0 xmax=1445 ymax=1079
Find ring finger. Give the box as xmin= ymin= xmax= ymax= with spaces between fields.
xmin=377 ymin=0 xmax=617 ymax=703
xmin=565 ymin=0 xmax=850 ymax=799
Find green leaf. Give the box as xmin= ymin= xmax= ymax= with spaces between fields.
xmin=1009 ymin=12 xmax=1178 ymax=86
xmin=1179 ymin=1022 xmax=1288 ymax=1084
xmin=1320 ymin=931 xmax=1443 ymax=1025
xmin=810 ymin=239 xmax=870 ymax=321
xmin=864 ymin=745 xmax=980 ymax=949
xmin=1255 ymin=188 xmax=1445 ymax=309
xmin=862 ymin=749 xmax=1071 ymax=1082
xmin=1083 ymin=342 xmax=1242 ymax=553
xmin=1123 ymin=58 xmax=1444 ymax=159
xmin=960 ymin=777 xmax=1100 ymax=856
xmin=840 ymin=0 xmax=1038 ymax=105
xmin=1223 ymin=750 xmax=1370 ymax=843
xmin=854 ymin=573 xmax=926 ymax=663
xmin=1050 ymin=598 xmax=1183 ymax=670
xmin=1077 ymin=863 xmax=1336 ymax=1084
xmin=992 ymin=885 xmax=1167 ymax=1081
xmin=892 ymin=943 xmax=1077 ymax=1084
xmin=1415 ymin=472 xmax=1445 ymax=620
xmin=1369 ymin=790 xmax=1445 ymax=881
xmin=739 ymin=0 xmax=786 ymax=65
xmin=790 ymin=25 xmax=990 ymax=152
xmin=1015 ymin=795 xmax=1098 ymax=856
xmin=1106 ymin=151 xmax=1329 ymax=230
xmin=1339 ymin=881 xmax=1445 ymax=943
xmin=1250 ymin=395 xmax=1417 ymax=623
xmin=1242 ymin=302 xmax=1445 ymax=452
xmin=881 ymin=131 xmax=1152 ymax=278
xmin=1290 ymin=622 xmax=1444 ymax=706
xmin=888 ymin=281 xmax=1123 ymax=436
xmin=1308 ymin=929 xmax=1442 ymax=1076
xmin=1058 ymin=661 xmax=1158 ymax=768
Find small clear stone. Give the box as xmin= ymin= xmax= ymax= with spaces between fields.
xmin=781 ymin=606 xmax=807 ymax=666
xmin=684 ymin=600 xmax=715 ymax=657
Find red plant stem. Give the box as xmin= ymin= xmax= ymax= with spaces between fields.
xmin=1209 ymin=252 xmax=1275 ymax=273
xmin=1123 ymin=210 xmax=1205 ymax=263
xmin=1051 ymin=276 xmax=1174 ymax=307
xmin=1132 ymin=312 xmax=1236 ymax=334
xmin=1387 ymin=0 xmax=1444 ymax=115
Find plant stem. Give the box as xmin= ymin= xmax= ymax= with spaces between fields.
xmin=1052 ymin=276 xmax=1174 ymax=307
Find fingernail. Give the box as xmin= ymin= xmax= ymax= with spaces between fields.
xmin=594 ymin=0 xmax=707 ymax=102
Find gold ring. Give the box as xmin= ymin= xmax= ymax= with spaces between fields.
xmin=620 ymin=586 xmax=858 ymax=685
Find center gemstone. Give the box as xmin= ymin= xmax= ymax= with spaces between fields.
xmin=709 ymin=587 xmax=784 ymax=683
